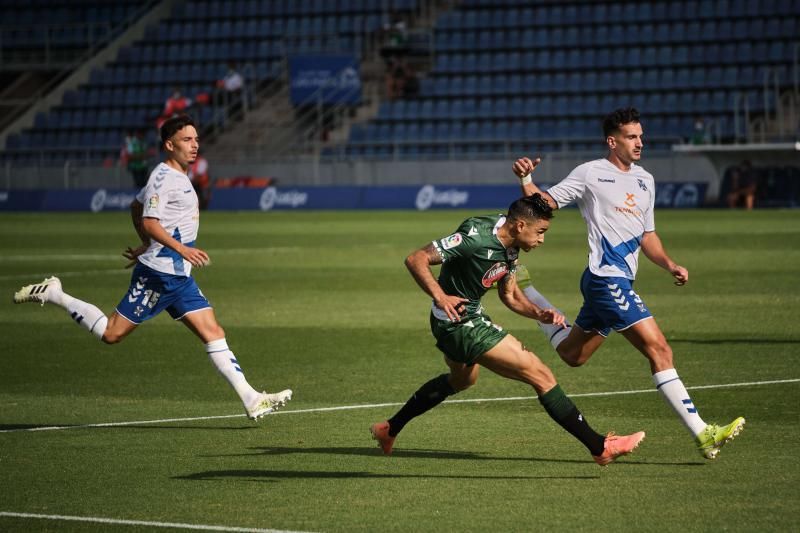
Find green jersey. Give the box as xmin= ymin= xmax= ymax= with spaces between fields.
xmin=431 ymin=214 xmax=519 ymax=319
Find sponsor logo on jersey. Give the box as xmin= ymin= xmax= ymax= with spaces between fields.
xmin=441 ymin=233 xmax=462 ymax=249
xmin=481 ymin=261 xmax=509 ymax=287
xmin=614 ymin=192 xmax=643 ymax=217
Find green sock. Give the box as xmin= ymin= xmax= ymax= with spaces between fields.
xmin=539 ymin=384 xmax=606 ymax=456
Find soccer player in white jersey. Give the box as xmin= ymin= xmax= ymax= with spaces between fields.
xmin=511 ymin=107 xmax=744 ymax=460
xmin=13 ymin=115 xmax=291 ymax=420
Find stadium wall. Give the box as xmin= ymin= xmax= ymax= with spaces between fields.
xmin=0 ymin=181 xmax=707 ymax=212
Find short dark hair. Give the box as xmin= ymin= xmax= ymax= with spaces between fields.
xmin=160 ymin=114 xmax=195 ymax=144
xmin=507 ymin=193 xmax=553 ymax=222
xmin=602 ymin=107 xmax=640 ymax=138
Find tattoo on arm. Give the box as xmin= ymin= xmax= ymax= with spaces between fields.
xmin=422 ymin=242 xmax=443 ymax=265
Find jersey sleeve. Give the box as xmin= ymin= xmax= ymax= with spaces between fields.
xmin=644 ymin=185 xmax=656 ymax=232
xmin=546 ymin=163 xmax=589 ymax=208
xmin=432 ymin=221 xmax=480 ymax=263
xmin=141 ymin=181 xmax=169 ymax=220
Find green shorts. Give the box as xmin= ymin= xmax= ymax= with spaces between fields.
xmin=429 ymin=312 xmax=508 ymax=365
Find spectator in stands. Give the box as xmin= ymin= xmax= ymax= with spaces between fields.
xmin=690 ymin=117 xmax=710 ymax=145
xmin=383 ymin=11 xmax=408 ymax=49
xmin=121 ymin=129 xmax=150 ymax=188
xmin=216 ymin=62 xmax=246 ymax=111
xmin=158 ymin=88 xmax=193 ymax=129
xmin=385 ymin=57 xmax=409 ymax=100
xmin=188 ymin=150 xmax=211 ymax=210
xmin=727 ymin=160 xmax=758 ymax=210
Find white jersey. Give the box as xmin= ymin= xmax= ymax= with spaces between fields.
xmin=546 ymin=158 xmax=655 ymax=280
xmin=136 ymin=162 xmax=200 ymax=277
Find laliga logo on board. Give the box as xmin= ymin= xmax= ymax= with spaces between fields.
xmin=90 ymin=189 xmax=138 ymax=213
xmin=415 ymin=185 xmax=469 ymax=211
xmin=259 ymin=187 xmax=308 ymax=211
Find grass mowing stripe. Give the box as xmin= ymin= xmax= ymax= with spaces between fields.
xmin=2 ymin=378 xmax=796 ymax=434
xmin=0 ymin=269 xmax=124 ymax=281
xmin=0 ymin=511 xmax=314 ymax=533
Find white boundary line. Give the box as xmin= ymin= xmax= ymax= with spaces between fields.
xmin=1 ymin=378 xmax=797 ymax=435
xmin=0 ymin=511 xmax=313 ymax=533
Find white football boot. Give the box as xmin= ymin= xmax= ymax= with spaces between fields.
xmin=13 ymin=276 xmax=62 ymax=306
xmin=246 ymin=389 xmax=293 ymax=420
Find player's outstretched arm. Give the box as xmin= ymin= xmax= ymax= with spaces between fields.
xmin=641 ymin=231 xmax=688 ymax=286
xmin=405 ymin=243 xmax=468 ymax=322
xmin=511 ymin=156 xmax=558 ymax=209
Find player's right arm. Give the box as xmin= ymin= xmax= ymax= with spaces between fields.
xmin=405 ymin=243 xmax=468 ymax=322
xmin=512 ymin=156 xmax=558 ymax=209
xmin=123 ymin=199 xmax=150 ymax=268
xmin=141 ymin=217 xmax=210 ymax=268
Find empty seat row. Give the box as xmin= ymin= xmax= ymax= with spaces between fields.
xmin=434 ymin=42 xmax=793 ymax=74
xmin=149 ymin=15 xmax=386 ymax=42
xmin=378 ymin=91 xmax=752 ymax=122
xmin=117 ymin=38 xmax=356 ymax=65
xmin=171 ymin=0 xmax=418 ymax=20
xmin=349 ymin=115 xmax=721 ymax=144
xmin=420 ymin=68 xmax=788 ymax=99
xmin=442 ymin=0 xmax=799 ymax=29
xmin=434 ymin=18 xmax=800 ymax=51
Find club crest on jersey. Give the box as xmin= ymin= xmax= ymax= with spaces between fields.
xmin=637 ymin=178 xmax=648 ymax=191
xmin=147 ymin=194 xmax=159 ymax=209
xmin=441 ymin=233 xmax=462 ymax=250
xmin=482 ymin=262 xmax=509 ymax=287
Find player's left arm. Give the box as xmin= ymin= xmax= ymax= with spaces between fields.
xmin=497 ymin=273 xmax=565 ymax=325
xmin=641 ymin=230 xmax=689 ymax=285
xmin=141 ymin=217 xmax=211 ymax=268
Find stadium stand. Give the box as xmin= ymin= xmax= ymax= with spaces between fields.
xmin=0 ymin=0 xmax=422 ymax=166
xmin=0 ymin=0 xmax=797 ymax=169
xmin=341 ymin=0 xmax=799 ymax=159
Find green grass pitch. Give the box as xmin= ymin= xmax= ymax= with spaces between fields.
xmin=1 ymin=209 xmax=798 ymax=532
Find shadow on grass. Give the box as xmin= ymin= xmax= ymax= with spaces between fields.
xmin=175 ymin=469 xmax=601 ymax=482
xmin=670 ymin=338 xmax=800 ymax=345
xmin=203 ymin=446 xmax=701 ymax=467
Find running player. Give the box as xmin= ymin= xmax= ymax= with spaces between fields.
xmin=13 ymin=115 xmax=291 ymax=420
xmin=511 ymin=107 xmax=744 ymax=459
xmin=371 ymin=194 xmax=645 ymax=465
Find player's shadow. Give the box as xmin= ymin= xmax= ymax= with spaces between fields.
xmin=202 ymin=446 xmax=699 ymax=466
xmin=175 ymin=469 xmax=601 ymax=483
xmin=670 ymin=337 xmax=800 ymax=345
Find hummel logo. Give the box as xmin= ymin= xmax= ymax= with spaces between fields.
xmin=468 ymin=226 xmax=479 ymax=236
xmin=487 ymin=250 xmax=493 ymax=259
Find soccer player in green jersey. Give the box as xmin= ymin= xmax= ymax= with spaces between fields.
xmin=371 ymin=194 xmax=645 ymax=465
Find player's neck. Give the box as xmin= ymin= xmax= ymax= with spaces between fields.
xmin=606 ymin=153 xmax=633 ymax=172
xmin=165 ymin=158 xmax=189 ymax=174
xmin=496 ymin=224 xmax=514 ymax=249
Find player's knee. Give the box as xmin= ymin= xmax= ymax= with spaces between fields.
xmin=101 ymin=331 xmax=124 ymax=344
xmin=449 ymin=372 xmax=477 ymax=392
xmin=558 ymin=345 xmax=587 ymax=367
xmin=647 ymin=341 xmax=673 ymax=366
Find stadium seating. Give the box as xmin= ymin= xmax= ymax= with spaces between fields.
xmin=344 ymin=0 xmax=800 ymax=159
xmin=1 ymin=0 xmax=421 ymax=165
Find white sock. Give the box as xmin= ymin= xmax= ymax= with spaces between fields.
xmin=522 ymin=286 xmax=571 ymax=349
xmin=50 ymin=290 xmax=108 ymax=340
xmin=653 ymin=369 xmax=707 ymax=437
xmin=206 ymin=338 xmax=260 ymax=407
